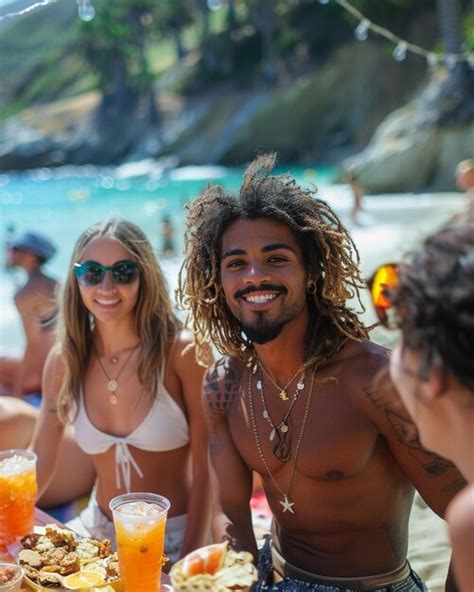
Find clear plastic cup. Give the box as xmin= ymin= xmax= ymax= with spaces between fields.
xmin=0 ymin=450 xmax=37 ymax=553
xmin=110 ymin=492 xmax=170 ymax=592
xmin=0 ymin=563 xmax=23 ymax=592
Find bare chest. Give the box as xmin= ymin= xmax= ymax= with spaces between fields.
xmin=229 ymin=379 xmax=378 ymax=483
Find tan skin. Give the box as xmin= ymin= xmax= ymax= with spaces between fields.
xmin=391 ymin=341 xmax=474 ymax=591
xmin=205 ymin=218 xmax=464 ymax=582
xmin=0 ymin=248 xmax=57 ymax=396
xmin=32 ymin=237 xmax=211 ymax=559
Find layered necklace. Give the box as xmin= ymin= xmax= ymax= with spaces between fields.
xmin=259 ymin=363 xmax=304 ymax=402
xmin=256 ymin=363 xmax=305 ymax=462
xmin=247 ymin=365 xmax=315 ymax=514
xmin=93 ymin=344 xmax=140 ymax=405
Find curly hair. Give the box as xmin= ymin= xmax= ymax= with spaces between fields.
xmin=392 ymin=223 xmax=474 ymax=392
xmin=177 ymin=153 xmax=369 ymax=369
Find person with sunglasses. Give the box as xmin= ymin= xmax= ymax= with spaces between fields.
xmin=177 ymin=153 xmax=463 ymax=592
xmin=31 ymin=218 xmax=212 ymax=565
xmin=369 ymin=224 xmax=474 ymax=592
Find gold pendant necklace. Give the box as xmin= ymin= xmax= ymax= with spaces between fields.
xmin=259 ymin=362 xmax=304 ymax=402
xmin=93 ymin=344 xmax=139 ymax=405
xmin=247 ymin=366 xmax=315 ymax=514
xmin=256 ymin=367 xmax=304 ymax=462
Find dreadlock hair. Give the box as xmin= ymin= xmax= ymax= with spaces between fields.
xmin=392 ymin=223 xmax=474 ymax=392
xmin=177 ymin=153 xmax=369 ymax=370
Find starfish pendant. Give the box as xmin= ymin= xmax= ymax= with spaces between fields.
xmin=279 ymin=495 xmax=295 ymax=514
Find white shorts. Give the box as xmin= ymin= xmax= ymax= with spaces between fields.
xmin=66 ymin=489 xmax=186 ymax=564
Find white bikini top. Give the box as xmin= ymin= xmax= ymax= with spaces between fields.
xmin=72 ymin=382 xmax=189 ymax=493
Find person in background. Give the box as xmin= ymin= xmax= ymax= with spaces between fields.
xmin=369 ymin=224 xmax=473 ymax=592
xmin=345 ymin=167 xmax=365 ymax=225
xmin=178 ymin=153 xmax=462 ymax=591
xmin=160 ymin=214 xmax=176 ymax=257
xmin=31 ymin=218 xmax=211 ymax=565
xmin=0 ymin=231 xmax=58 ymax=404
xmin=0 ymin=395 xmax=95 ymax=509
xmin=452 ymin=159 xmax=474 ymax=223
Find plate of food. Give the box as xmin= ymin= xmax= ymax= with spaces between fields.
xmin=18 ymin=524 xmax=120 ymax=591
xmin=170 ymin=542 xmax=258 ymax=592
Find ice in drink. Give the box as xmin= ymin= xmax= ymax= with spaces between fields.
xmin=110 ymin=493 xmax=170 ymax=592
xmin=0 ymin=450 xmax=37 ymax=553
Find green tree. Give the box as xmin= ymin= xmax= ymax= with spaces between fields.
xmin=77 ymin=0 xmax=161 ymax=126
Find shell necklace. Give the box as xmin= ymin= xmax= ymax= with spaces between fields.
xmin=247 ymin=366 xmax=315 ymax=514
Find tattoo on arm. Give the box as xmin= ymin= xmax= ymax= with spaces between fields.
xmin=364 ymin=386 xmax=455 ymax=476
xmin=204 ymin=360 xmax=241 ymax=414
xmin=442 ymin=476 xmax=467 ymax=494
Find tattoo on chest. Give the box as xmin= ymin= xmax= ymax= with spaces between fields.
xmin=364 ymin=386 xmax=454 ymax=476
xmin=204 ymin=364 xmax=241 ymax=413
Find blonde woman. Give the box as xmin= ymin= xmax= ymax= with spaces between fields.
xmin=32 ymin=218 xmax=211 ymax=564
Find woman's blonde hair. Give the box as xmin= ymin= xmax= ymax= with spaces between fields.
xmin=57 ymin=218 xmax=180 ymax=423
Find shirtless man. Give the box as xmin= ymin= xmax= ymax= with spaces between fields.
xmin=1 ymin=231 xmax=58 ymax=400
xmin=178 ymin=153 xmax=463 ymax=591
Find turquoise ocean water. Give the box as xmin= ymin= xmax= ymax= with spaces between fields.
xmin=0 ymin=163 xmax=466 ymax=354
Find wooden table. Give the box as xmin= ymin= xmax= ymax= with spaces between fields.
xmin=15 ymin=508 xmax=174 ymax=590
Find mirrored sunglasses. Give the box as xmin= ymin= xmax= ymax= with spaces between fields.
xmin=367 ymin=262 xmax=400 ymax=328
xmin=74 ymin=260 xmax=139 ymax=286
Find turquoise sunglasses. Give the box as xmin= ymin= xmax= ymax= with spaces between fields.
xmin=74 ymin=260 xmax=139 ymax=286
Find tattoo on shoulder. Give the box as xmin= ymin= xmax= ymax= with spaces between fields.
xmin=204 ymin=360 xmax=242 ymax=414
xmin=364 ymin=386 xmax=455 ymax=476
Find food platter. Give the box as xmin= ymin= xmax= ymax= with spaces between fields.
xmin=18 ymin=524 xmax=120 ymax=591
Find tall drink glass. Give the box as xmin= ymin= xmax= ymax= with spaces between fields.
xmin=110 ymin=492 xmax=170 ymax=592
xmin=0 ymin=450 xmax=37 ymax=554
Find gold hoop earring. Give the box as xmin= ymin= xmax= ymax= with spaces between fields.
xmin=306 ymin=281 xmax=316 ymax=294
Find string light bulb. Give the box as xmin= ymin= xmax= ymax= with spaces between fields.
xmin=77 ymin=0 xmax=95 ymax=22
xmin=392 ymin=42 xmax=407 ymax=61
xmin=354 ymin=19 xmax=369 ymax=41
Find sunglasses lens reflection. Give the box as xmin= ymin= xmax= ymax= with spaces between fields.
xmin=111 ymin=262 xmax=139 ymax=284
xmin=371 ymin=264 xmax=398 ymax=309
xmin=78 ymin=263 xmax=105 ymax=286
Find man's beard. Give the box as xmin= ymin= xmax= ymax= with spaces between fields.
xmin=241 ymin=313 xmax=286 ymax=344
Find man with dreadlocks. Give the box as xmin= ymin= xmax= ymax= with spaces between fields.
xmin=177 ymin=154 xmax=462 ymax=592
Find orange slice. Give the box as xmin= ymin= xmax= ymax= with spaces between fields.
xmin=181 ymin=542 xmax=227 ymax=577
xmin=63 ymin=570 xmax=106 ymax=589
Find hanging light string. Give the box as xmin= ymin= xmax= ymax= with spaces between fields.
xmin=0 ymin=0 xmax=57 ymax=21
xmin=0 ymin=0 xmax=95 ymax=22
xmin=320 ymin=0 xmax=474 ymax=69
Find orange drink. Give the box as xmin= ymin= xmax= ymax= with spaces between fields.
xmin=110 ymin=492 xmax=170 ymax=592
xmin=0 ymin=450 xmax=37 ymax=553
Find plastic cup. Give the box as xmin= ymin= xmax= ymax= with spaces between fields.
xmin=0 ymin=450 xmax=37 ymax=553
xmin=0 ymin=563 xmax=24 ymax=591
xmin=110 ymin=492 xmax=170 ymax=592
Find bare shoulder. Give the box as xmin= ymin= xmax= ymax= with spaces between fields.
xmin=203 ymin=356 xmax=246 ymax=415
xmin=42 ymin=343 xmax=66 ymax=399
xmin=330 ymin=339 xmax=389 ymax=394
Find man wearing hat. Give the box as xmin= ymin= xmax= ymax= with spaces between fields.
xmin=0 ymin=230 xmax=58 ymax=403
